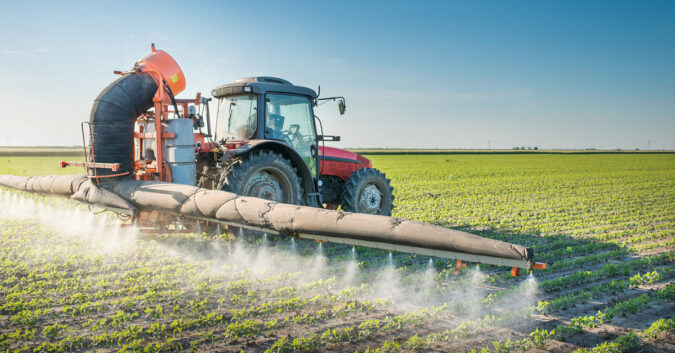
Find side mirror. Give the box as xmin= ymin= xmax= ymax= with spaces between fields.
xmin=338 ymin=99 xmax=346 ymax=115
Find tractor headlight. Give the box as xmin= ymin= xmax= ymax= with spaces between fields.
xmin=243 ymin=86 xmax=252 ymax=93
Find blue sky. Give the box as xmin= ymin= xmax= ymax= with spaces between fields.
xmin=1 ymin=1 xmax=673 ymax=149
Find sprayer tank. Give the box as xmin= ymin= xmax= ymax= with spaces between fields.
xmin=165 ymin=119 xmax=196 ymax=185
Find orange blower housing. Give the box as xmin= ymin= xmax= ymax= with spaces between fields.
xmin=135 ymin=46 xmax=186 ymax=96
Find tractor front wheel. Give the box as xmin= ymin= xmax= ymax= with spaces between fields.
xmin=223 ymin=150 xmax=303 ymax=205
xmin=341 ymin=168 xmax=394 ymax=216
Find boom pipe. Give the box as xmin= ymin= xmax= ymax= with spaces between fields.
xmin=0 ymin=174 xmax=537 ymax=270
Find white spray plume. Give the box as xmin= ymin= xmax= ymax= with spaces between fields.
xmin=0 ymin=189 xmax=540 ymax=319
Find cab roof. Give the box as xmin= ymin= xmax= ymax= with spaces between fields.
xmin=211 ymin=77 xmax=318 ymax=99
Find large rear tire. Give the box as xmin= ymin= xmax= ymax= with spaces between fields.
xmin=223 ymin=150 xmax=303 ymax=205
xmin=341 ymin=168 xmax=394 ymax=216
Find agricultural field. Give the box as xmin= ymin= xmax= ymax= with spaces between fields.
xmin=1 ymin=152 xmax=674 ymax=352
xmin=0 ymin=147 xmax=83 ymax=157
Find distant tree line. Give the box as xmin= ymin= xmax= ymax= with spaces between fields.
xmin=513 ymin=146 xmax=538 ymax=150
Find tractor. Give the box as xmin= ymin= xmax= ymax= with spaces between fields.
xmin=39 ymin=45 xmax=544 ymax=273
xmin=70 ymin=46 xmax=394 ymax=217
xmin=197 ymin=77 xmax=395 ymax=215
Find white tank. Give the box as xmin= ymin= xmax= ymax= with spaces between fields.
xmin=164 ymin=119 xmax=196 ymax=186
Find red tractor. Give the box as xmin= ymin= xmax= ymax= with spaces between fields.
xmin=197 ymin=76 xmax=395 ymax=215
xmin=76 ymin=47 xmax=394 ymax=217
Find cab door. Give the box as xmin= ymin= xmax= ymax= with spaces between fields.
xmin=263 ymin=93 xmax=318 ymax=177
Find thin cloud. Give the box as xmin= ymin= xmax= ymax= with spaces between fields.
xmin=4 ymin=50 xmax=28 ymax=55
xmin=352 ymin=87 xmax=535 ymax=103
xmin=149 ymin=31 xmax=169 ymax=42
xmin=4 ymin=49 xmax=49 ymax=57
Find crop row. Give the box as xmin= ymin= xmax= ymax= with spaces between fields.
xmin=265 ymin=303 xmax=452 ymax=352
xmin=409 ymin=284 xmax=673 ymax=353
xmin=357 ymin=307 xmax=533 ymax=353
xmin=1 ymin=295 xmax=388 ymax=353
xmin=355 ymin=281 xmax=673 ymax=353
xmin=542 ymin=285 xmax=672 ymax=346
xmin=0 ymin=281 xmax=382 ymax=351
xmin=536 ymin=267 xmax=674 ymax=314
xmin=539 ymin=251 xmax=674 ymax=292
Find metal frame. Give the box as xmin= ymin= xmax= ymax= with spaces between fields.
xmin=71 ymin=199 xmax=135 ymax=216
xmin=299 ymin=233 xmax=532 ymax=269
xmin=60 ymin=122 xmax=128 ymax=182
xmin=142 ymin=211 xmax=533 ymax=270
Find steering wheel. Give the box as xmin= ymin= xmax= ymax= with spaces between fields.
xmin=281 ymin=125 xmax=301 ymax=146
xmin=278 ymin=130 xmax=293 ymax=144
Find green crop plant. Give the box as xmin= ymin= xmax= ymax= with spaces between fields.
xmin=641 ymin=318 xmax=674 ymax=339
xmin=574 ymin=332 xmax=639 ymax=353
xmin=529 ymin=328 xmax=555 ymax=348
xmin=224 ymin=320 xmax=261 ymax=342
xmin=41 ymin=323 xmax=69 ymax=342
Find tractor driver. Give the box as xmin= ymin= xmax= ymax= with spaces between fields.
xmin=267 ymin=113 xmax=303 ymax=148
xmin=267 ymin=113 xmax=286 ymax=141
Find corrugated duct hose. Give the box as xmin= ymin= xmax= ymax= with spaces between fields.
xmin=88 ymin=73 xmax=157 ymax=184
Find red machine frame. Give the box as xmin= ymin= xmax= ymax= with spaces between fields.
xmin=64 ymin=45 xmax=202 ymax=184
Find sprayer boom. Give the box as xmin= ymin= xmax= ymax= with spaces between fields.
xmin=0 ymin=175 xmax=544 ymax=273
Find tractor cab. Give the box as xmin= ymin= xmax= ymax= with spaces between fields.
xmin=210 ymin=77 xmax=394 ymax=215
xmin=213 ymin=77 xmax=318 ymax=178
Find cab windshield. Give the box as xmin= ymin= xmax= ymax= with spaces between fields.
xmin=215 ymin=94 xmax=257 ymax=141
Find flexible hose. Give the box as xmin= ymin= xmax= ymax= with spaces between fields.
xmin=88 ymin=73 xmax=157 ymax=181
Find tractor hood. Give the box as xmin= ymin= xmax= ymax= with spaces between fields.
xmin=320 ymin=146 xmax=372 ymax=168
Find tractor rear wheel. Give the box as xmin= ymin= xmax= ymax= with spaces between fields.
xmin=341 ymin=168 xmax=394 ymax=216
xmin=223 ymin=150 xmax=303 ymax=205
